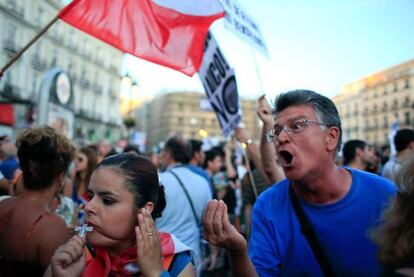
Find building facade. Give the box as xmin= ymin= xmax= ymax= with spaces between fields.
xmin=333 ymin=59 xmax=414 ymax=146
xmin=0 ymin=0 xmax=124 ymax=142
xmin=134 ymin=91 xmax=262 ymax=149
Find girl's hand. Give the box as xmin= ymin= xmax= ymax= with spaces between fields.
xmin=46 ymin=235 xmax=86 ymax=277
xmin=135 ymin=208 xmax=164 ymax=277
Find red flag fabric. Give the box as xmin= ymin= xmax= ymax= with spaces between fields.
xmin=59 ymin=0 xmax=225 ymax=76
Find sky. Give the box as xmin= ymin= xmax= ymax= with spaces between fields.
xmin=122 ymin=0 xmax=414 ymax=102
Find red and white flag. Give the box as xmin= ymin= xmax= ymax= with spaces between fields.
xmin=59 ymin=0 xmax=225 ymax=76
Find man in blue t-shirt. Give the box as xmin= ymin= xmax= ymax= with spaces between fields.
xmin=203 ymin=90 xmax=396 ymax=276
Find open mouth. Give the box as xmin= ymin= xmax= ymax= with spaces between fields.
xmin=278 ymin=150 xmax=293 ymax=166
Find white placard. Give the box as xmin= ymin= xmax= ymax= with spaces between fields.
xmin=221 ymin=0 xmax=269 ymax=57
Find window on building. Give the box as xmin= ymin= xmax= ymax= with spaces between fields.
xmin=178 ymin=117 xmax=183 ymax=124
xmin=405 ymin=112 xmax=411 ymax=125
xmin=393 ymin=82 xmax=398 ymax=92
xmin=365 ymin=120 xmax=370 ymax=131
xmin=68 ymin=30 xmax=75 ymax=47
xmin=393 ymin=99 xmax=398 ymax=110
xmin=32 ymin=72 xmax=38 ymax=96
xmin=96 ymin=47 xmax=101 ymax=62
xmin=382 ymin=102 xmax=388 ymax=112
xmin=383 ymin=116 xmax=388 ymax=129
xmin=36 ymin=7 xmax=44 ymax=26
xmin=83 ymin=38 xmax=88 ymax=56
xmin=353 ymin=103 xmax=359 ymax=115
xmin=51 ymin=49 xmax=58 ymax=66
xmin=6 ymin=23 xmax=16 ymax=44
xmin=178 ymin=102 xmax=183 ymax=109
xmin=383 ymin=87 xmax=387 ymax=95
xmin=405 ymin=79 xmax=410 ymax=89
xmin=7 ymin=0 xmax=16 ymax=10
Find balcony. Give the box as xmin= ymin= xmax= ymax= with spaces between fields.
xmin=78 ymin=78 xmax=90 ymax=89
xmin=2 ymin=40 xmax=18 ymax=57
xmin=0 ymin=82 xmax=25 ymax=101
xmin=92 ymin=83 xmax=103 ymax=94
xmin=31 ymin=54 xmax=47 ymax=71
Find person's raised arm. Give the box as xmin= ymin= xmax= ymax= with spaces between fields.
xmin=224 ymin=142 xmax=237 ymax=180
xmin=203 ymin=200 xmax=258 ymax=277
xmin=234 ymin=126 xmax=271 ymax=185
xmin=257 ymin=95 xmax=284 ymax=184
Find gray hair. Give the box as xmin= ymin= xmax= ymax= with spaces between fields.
xmin=273 ymin=89 xmax=342 ymax=152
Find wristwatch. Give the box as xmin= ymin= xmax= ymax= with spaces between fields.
xmin=264 ymin=130 xmax=274 ymax=143
xmin=245 ymin=139 xmax=253 ymax=145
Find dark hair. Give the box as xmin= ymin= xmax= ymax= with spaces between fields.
xmin=16 ymin=126 xmax=75 ymax=190
xmin=394 ymin=129 xmax=414 ymax=152
xmin=274 ymin=90 xmax=342 ymax=152
xmin=123 ymin=144 xmax=141 ymax=155
xmin=75 ymin=146 xmax=98 ymax=187
xmin=96 ymin=153 xmax=166 ymax=219
xmin=342 ymin=140 xmax=367 ymax=165
xmin=164 ymin=135 xmax=192 ymax=164
xmin=189 ymin=139 xmax=203 ymax=157
xmin=203 ymin=149 xmax=222 ymax=169
xmin=374 ymin=156 xmax=414 ymax=267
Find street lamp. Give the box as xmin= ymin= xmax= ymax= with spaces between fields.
xmin=121 ymin=74 xmax=139 ymax=115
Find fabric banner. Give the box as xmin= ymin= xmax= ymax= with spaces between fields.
xmin=198 ymin=33 xmax=241 ymax=138
xmin=221 ymin=0 xmax=269 ymax=57
xmin=59 ymin=0 xmax=225 ymax=76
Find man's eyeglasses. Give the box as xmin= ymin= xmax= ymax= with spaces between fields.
xmin=271 ymin=119 xmax=326 ymax=141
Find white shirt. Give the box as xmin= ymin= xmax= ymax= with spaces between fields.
xmin=382 ymin=157 xmax=402 ymax=183
xmin=156 ymin=165 xmax=212 ymax=275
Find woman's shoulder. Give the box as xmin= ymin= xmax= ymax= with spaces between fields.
xmin=34 ymin=211 xmax=68 ymax=241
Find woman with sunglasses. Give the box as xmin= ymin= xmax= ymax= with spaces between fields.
xmin=46 ymin=153 xmax=195 ymax=277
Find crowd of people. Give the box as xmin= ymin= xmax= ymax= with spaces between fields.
xmin=0 ymin=89 xmax=413 ymax=276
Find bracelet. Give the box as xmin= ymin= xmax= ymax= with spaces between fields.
xmin=160 ymin=270 xmax=170 ymax=277
xmin=263 ymin=130 xmax=274 ymax=143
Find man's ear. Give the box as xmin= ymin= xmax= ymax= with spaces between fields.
xmin=355 ymin=147 xmax=364 ymax=158
xmin=325 ymin=126 xmax=340 ymax=152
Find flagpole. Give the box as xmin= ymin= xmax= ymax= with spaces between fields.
xmin=0 ymin=14 xmax=60 ymax=77
xmin=249 ymin=46 xmax=265 ymax=94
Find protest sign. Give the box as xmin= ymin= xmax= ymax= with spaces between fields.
xmin=221 ymin=0 xmax=269 ymax=57
xmin=198 ymin=33 xmax=241 ymax=138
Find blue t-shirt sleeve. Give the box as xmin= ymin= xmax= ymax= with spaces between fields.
xmin=168 ymin=251 xmax=193 ymax=276
xmin=249 ymin=197 xmax=282 ymax=276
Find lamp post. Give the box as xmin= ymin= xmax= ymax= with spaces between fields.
xmin=121 ymin=73 xmax=139 ymax=115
